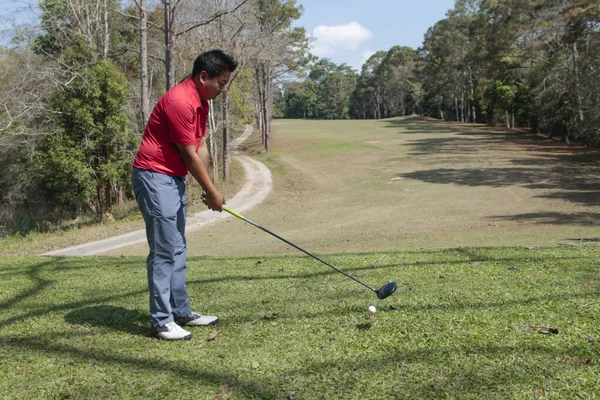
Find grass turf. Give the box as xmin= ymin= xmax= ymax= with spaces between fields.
xmin=1 ymin=245 xmax=599 ymax=399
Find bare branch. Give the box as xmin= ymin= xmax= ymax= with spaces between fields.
xmin=110 ymin=46 xmax=165 ymax=62
xmin=175 ymin=0 xmax=249 ymax=37
xmin=110 ymin=7 xmax=140 ymax=21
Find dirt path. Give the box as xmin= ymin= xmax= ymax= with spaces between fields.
xmin=41 ymin=125 xmax=272 ymax=256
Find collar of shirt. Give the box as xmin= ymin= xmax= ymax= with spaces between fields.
xmin=183 ymin=77 xmax=204 ymax=111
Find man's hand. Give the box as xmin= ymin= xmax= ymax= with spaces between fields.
xmin=174 ymin=141 xmax=223 ymax=211
xmin=201 ymin=190 xmax=225 ymax=212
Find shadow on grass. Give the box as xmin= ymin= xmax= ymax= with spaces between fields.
xmin=184 ymin=251 xmax=598 ymax=287
xmin=0 ymin=257 xmax=147 ymax=328
xmin=381 ymin=116 xmax=535 ymax=137
xmin=489 ymin=212 xmax=600 ymax=226
xmin=3 ymin=251 xmax=598 ymax=329
xmin=290 ymin=342 xmax=597 ymax=398
xmin=0 ymin=286 xmax=148 ymax=329
xmin=0 ymin=259 xmax=56 ymax=313
xmin=2 ymin=335 xmax=277 ymax=399
xmin=382 ymin=117 xmax=600 ymax=208
xmin=536 ymin=191 xmax=599 ymax=206
xmin=2 ymin=252 xmax=598 ymax=397
xmin=400 ymin=166 xmax=598 ymax=191
xmin=399 ymin=165 xmax=599 ymax=208
xmin=65 ymin=305 xmax=149 ymax=337
xmin=220 ymin=283 xmax=600 ymax=325
xmin=563 ymin=238 xmax=600 ymax=243
xmin=0 ymin=256 xmax=143 ymax=278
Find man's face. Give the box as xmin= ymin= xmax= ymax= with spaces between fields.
xmin=198 ymin=70 xmax=231 ymax=100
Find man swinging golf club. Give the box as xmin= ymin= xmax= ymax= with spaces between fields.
xmin=132 ymin=49 xmax=237 ymax=340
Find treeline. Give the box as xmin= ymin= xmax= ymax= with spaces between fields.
xmin=1 ymin=0 xmax=597 ymax=235
xmin=0 ymin=0 xmax=309 ymax=233
xmin=277 ymin=0 xmax=599 ymax=147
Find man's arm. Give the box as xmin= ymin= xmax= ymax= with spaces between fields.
xmin=174 ymin=140 xmax=224 ymax=211
xmin=197 ymin=137 xmax=210 ymax=172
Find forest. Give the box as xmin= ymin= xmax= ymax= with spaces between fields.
xmin=279 ymin=0 xmax=599 ymax=148
xmin=0 ymin=0 xmax=598 ymax=233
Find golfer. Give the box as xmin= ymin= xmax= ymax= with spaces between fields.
xmin=132 ymin=49 xmax=237 ymax=340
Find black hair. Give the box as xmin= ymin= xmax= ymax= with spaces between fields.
xmin=191 ymin=49 xmax=238 ymax=78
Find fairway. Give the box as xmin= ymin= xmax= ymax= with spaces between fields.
xmin=108 ymin=117 xmax=600 ymax=258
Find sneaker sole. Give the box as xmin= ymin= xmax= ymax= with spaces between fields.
xmin=152 ymin=332 xmax=193 ymax=341
xmin=177 ymin=318 xmax=219 ymax=327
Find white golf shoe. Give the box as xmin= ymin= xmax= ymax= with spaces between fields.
xmin=176 ymin=311 xmax=219 ymax=327
xmin=153 ymin=321 xmax=192 ymax=340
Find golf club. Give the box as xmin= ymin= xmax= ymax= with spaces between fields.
xmin=223 ymin=206 xmax=397 ymax=299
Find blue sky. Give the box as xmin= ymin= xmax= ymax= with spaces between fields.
xmin=295 ymin=0 xmax=457 ymax=70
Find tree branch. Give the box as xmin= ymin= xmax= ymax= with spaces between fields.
xmin=109 ymin=47 xmax=165 ymax=62
xmin=175 ymin=0 xmax=249 ymax=37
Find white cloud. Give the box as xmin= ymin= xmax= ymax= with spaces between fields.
xmin=310 ymin=43 xmax=334 ymax=57
xmin=360 ymin=50 xmax=376 ymax=64
xmin=312 ymin=21 xmax=372 ymax=51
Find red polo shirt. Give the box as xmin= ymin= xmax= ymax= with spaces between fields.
xmin=133 ymin=78 xmax=209 ymax=177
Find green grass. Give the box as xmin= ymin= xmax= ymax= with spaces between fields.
xmin=169 ymin=117 xmax=600 ymax=259
xmin=2 ymin=246 xmax=599 ymax=399
xmin=254 ymin=151 xmax=287 ymax=176
xmin=294 ymin=140 xmax=376 ymax=158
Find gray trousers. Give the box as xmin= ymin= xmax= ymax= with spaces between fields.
xmin=132 ymin=168 xmax=191 ymax=327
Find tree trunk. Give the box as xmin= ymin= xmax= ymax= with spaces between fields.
xmin=256 ymin=64 xmax=270 ymax=151
xmin=262 ymin=74 xmax=270 ymax=150
xmin=140 ymin=0 xmax=150 ymax=124
xmin=255 ymin=67 xmax=265 ymax=145
xmin=462 ymin=91 xmax=466 ymax=122
xmin=454 ymin=97 xmax=459 ymax=121
xmin=572 ymin=42 xmax=584 ymax=122
xmin=255 ymin=98 xmax=262 ymax=133
xmin=469 ymin=67 xmax=476 ymax=123
xmin=163 ymin=0 xmax=175 ymax=90
xmin=466 ymin=99 xmax=470 ymax=123
xmin=208 ymin=99 xmax=218 ymax=182
xmin=102 ymin=0 xmax=109 ymax=59
xmin=222 ymin=92 xmax=230 ymax=181
xmin=266 ymin=69 xmax=272 ymax=146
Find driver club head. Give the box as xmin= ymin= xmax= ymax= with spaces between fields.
xmin=376 ymin=281 xmax=397 ymax=299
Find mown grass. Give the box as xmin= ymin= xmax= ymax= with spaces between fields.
xmin=1 ymin=245 xmax=599 ymax=399
xmin=176 ymin=117 xmax=600 ymax=259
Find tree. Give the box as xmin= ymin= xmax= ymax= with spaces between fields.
xmin=251 ymin=0 xmax=310 ymax=150
xmin=161 ymin=0 xmax=248 ymax=90
xmin=34 ymin=62 xmax=136 ymax=217
xmin=349 ymin=51 xmax=383 ymax=119
xmin=280 ymin=80 xmax=317 ymax=118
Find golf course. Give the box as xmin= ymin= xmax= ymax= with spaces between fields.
xmin=112 ymin=117 xmax=600 ymax=257
xmin=1 ymin=117 xmax=599 ymax=399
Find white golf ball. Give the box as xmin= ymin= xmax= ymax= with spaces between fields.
xmin=368 ymin=306 xmax=376 ymax=313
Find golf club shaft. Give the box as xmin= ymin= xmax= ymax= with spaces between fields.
xmin=223 ymin=206 xmax=377 ymax=293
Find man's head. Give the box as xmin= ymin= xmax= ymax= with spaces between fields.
xmin=192 ymin=49 xmax=238 ymax=100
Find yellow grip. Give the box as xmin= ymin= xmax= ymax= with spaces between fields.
xmin=223 ymin=206 xmax=244 ymax=220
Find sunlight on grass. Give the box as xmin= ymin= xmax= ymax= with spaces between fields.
xmin=1 ymin=246 xmax=599 ymax=399
xmin=294 ymin=141 xmax=376 ymax=158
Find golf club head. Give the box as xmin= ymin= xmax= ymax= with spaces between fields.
xmin=376 ymin=281 xmax=397 ymax=299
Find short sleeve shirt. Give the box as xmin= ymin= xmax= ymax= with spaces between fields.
xmin=133 ymin=78 xmax=209 ymax=177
